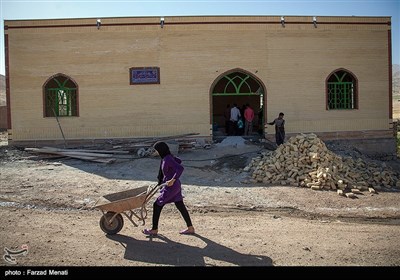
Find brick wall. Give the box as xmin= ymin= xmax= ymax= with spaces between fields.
xmin=4 ymin=16 xmax=392 ymax=143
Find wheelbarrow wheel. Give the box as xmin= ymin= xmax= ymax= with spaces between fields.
xmin=99 ymin=212 xmax=124 ymax=235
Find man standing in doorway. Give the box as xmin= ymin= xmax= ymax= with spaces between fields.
xmin=244 ymin=103 xmax=255 ymax=136
xmin=230 ymin=103 xmax=241 ymax=136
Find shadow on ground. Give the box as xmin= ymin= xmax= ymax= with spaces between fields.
xmin=107 ymin=233 xmax=273 ymax=266
xmin=35 ymin=145 xmax=263 ymax=187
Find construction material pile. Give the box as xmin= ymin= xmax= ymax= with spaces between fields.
xmin=23 ymin=133 xmax=209 ymax=163
xmin=245 ymin=133 xmax=400 ymax=194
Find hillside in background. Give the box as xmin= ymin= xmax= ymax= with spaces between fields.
xmin=392 ymin=65 xmax=400 ymax=119
xmin=393 ymin=64 xmax=400 ymax=97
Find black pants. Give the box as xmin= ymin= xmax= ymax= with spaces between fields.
xmin=229 ymin=121 xmax=238 ymax=136
xmin=152 ymin=200 xmax=193 ymax=230
xmin=276 ymin=130 xmax=285 ymax=145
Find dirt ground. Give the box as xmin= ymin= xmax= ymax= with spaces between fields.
xmin=1 ymin=132 xmax=400 ymax=268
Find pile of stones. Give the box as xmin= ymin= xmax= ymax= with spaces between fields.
xmin=244 ymin=133 xmax=400 ymax=197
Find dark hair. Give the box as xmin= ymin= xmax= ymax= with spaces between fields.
xmin=153 ymin=141 xmax=171 ymax=158
xmin=279 ymin=112 xmax=284 ymax=116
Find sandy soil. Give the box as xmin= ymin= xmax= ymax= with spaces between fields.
xmin=1 ymin=133 xmax=400 ymax=268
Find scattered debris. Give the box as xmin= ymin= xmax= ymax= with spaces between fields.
xmin=25 ymin=147 xmax=126 ymax=163
xmin=368 ymin=187 xmax=377 ymax=194
xmin=345 ymin=192 xmax=357 ymax=199
xmin=23 ymin=133 xmax=211 ymax=163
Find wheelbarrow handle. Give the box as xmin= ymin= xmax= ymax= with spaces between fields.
xmin=144 ymin=183 xmax=167 ymax=204
xmin=158 ymin=182 xmax=168 ymax=191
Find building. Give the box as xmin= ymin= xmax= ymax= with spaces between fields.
xmin=3 ymin=16 xmax=394 ymax=154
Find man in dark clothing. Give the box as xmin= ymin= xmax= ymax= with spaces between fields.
xmin=268 ymin=112 xmax=285 ymax=145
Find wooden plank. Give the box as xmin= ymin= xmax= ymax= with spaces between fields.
xmin=25 ymin=148 xmax=116 ymax=163
xmin=41 ymin=147 xmax=130 ymax=154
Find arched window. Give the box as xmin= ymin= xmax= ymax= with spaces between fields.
xmin=326 ymin=69 xmax=358 ymax=110
xmin=43 ymin=74 xmax=78 ymax=117
xmin=212 ymin=71 xmax=263 ymax=95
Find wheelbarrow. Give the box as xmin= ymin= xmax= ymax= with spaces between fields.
xmin=93 ymin=183 xmax=165 ymax=235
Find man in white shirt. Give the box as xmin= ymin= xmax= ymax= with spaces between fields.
xmin=230 ymin=103 xmax=241 ymax=136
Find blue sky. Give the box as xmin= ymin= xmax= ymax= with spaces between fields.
xmin=0 ymin=0 xmax=399 ymax=76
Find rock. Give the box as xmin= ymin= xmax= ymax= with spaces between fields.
xmin=345 ymin=192 xmax=357 ymax=199
xmin=351 ymin=188 xmax=363 ymax=194
xmin=368 ymin=187 xmax=376 ymax=193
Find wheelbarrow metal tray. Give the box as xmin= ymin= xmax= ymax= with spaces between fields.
xmin=95 ymin=186 xmax=149 ymax=213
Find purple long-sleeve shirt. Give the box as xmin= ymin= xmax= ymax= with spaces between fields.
xmin=155 ymin=154 xmax=184 ymax=206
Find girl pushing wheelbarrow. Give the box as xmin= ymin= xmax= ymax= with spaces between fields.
xmin=142 ymin=141 xmax=195 ymax=236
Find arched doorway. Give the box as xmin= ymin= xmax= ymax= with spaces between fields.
xmin=210 ymin=69 xmax=265 ymax=137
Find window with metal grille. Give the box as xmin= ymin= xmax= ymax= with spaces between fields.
xmin=212 ymin=71 xmax=263 ymax=96
xmin=326 ymin=69 xmax=358 ymax=110
xmin=44 ymin=74 xmax=78 ymax=117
